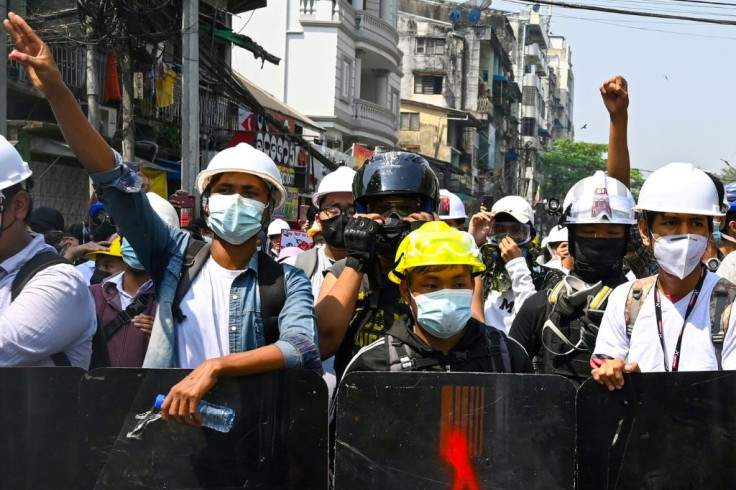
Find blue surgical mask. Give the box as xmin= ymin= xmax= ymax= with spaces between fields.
xmin=713 ymin=225 xmax=722 ymax=244
xmin=411 ymin=289 xmax=474 ymax=339
xmin=121 ymin=238 xmax=145 ymax=271
xmin=206 ymin=194 xmax=265 ymax=245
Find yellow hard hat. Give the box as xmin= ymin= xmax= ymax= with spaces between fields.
xmin=388 ymin=221 xmax=485 ymax=284
xmin=85 ymin=235 xmax=123 ymax=260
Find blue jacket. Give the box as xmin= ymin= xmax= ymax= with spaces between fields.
xmin=91 ymin=153 xmax=321 ymax=370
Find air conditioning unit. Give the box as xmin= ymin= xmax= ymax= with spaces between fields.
xmin=98 ymin=106 xmax=118 ymax=139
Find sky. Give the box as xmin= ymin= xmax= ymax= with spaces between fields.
xmin=484 ymin=0 xmax=736 ymax=177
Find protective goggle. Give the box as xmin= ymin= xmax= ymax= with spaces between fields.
xmin=488 ymin=222 xmax=531 ymax=245
xmin=91 ymin=209 xmax=115 ymax=227
xmin=566 ymin=193 xmax=635 ymax=224
xmin=367 ymin=197 xmax=422 ymax=219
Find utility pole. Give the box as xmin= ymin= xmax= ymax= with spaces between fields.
xmin=0 ymin=0 xmax=7 ymax=136
xmin=86 ymin=23 xmax=98 ymax=195
xmin=181 ymin=0 xmax=200 ymax=195
xmin=120 ymin=50 xmax=135 ymax=161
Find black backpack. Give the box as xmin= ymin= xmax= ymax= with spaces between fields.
xmin=171 ymin=239 xmax=287 ymax=345
xmin=11 ymin=251 xmax=111 ymax=368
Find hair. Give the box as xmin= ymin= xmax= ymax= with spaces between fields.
xmin=706 ymin=172 xmax=725 ymax=209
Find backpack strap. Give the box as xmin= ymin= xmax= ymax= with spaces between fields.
xmin=387 ymin=334 xmax=416 ymax=371
xmin=101 ymin=294 xmax=151 ymax=340
xmin=294 ymin=247 xmax=319 ymax=279
xmin=625 ymin=276 xmax=657 ymax=337
xmin=11 ymin=251 xmax=73 ymax=366
xmin=11 ymin=251 xmax=69 ymax=300
xmin=257 ymin=250 xmax=286 ymax=345
xmin=172 ymin=238 xmax=210 ymax=323
xmin=710 ymin=278 xmax=736 ymax=369
xmin=485 ymin=327 xmax=511 ymax=373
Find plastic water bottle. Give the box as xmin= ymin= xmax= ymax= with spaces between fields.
xmin=154 ymin=394 xmax=236 ymax=433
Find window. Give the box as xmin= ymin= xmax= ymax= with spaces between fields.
xmin=522 ymin=86 xmax=537 ymax=106
xmin=416 ymin=37 xmax=446 ymax=55
xmin=400 ymin=113 xmax=420 ymax=131
xmin=341 ymin=57 xmax=354 ymax=100
xmin=414 ymin=75 xmax=443 ymax=95
xmin=521 ymin=118 xmax=536 ymax=137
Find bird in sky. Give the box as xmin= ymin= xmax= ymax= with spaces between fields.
xmin=581 ymin=124 xmax=587 ymax=130
xmin=664 ymin=75 xmax=669 ymax=81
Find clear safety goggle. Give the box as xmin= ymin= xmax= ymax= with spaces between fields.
xmin=402 ymin=231 xmax=479 ymax=262
xmin=488 ymin=222 xmax=531 ymax=245
xmin=566 ymin=193 xmax=635 ymax=224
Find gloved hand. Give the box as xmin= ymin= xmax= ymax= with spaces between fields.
xmin=344 ymin=216 xmax=382 ymax=272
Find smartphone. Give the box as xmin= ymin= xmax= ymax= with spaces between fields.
xmin=482 ymin=195 xmax=494 ymax=211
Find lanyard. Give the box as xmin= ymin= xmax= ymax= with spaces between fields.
xmin=653 ymin=266 xmax=706 ymax=372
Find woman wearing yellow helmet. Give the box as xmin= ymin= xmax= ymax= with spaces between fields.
xmin=343 ymin=222 xmax=532 ymax=374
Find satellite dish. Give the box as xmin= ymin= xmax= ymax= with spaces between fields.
xmin=449 ymin=8 xmax=463 ymax=23
xmin=468 ymin=8 xmax=481 ymax=23
xmin=532 ymin=3 xmax=541 ymax=12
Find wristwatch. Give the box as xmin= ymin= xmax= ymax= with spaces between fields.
xmin=706 ymin=258 xmax=720 ymax=272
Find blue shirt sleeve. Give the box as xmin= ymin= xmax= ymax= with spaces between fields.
xmin=89 ymin=151 xmax=189 ymax=292
xmin=273 ymin=264 xmax=322 ymax=373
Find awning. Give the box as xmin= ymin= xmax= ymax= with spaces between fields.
xmin=493 ymin=74 xmax=509 ymax=83
xmin=235 ymin=74 xmax=324 ymax=132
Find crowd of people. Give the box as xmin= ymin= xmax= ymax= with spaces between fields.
xmin=4 ymin=12 xmax=736 ymax=434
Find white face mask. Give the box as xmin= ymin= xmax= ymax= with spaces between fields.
xmin=653 ymin=234 xmax=708 ymax=280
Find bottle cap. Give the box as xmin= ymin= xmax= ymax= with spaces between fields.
xmin=154 ymin=394 xmax=166 ymax=410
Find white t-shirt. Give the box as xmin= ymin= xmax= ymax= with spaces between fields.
xmin=76 ymin=260 xmax=96 ymax=286
xmin=483 ymin=257 xmax=536 ymax=334
xmin=176 ymin=256 xmax=245 ymax=368
xmin=594 ymin=271 xmax=736 ymax=372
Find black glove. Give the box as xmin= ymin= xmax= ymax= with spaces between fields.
xmin=344 ymin=217 xmax=382 ymax=273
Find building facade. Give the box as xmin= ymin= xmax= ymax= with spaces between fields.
xmin=232 ymin=0 xmax=402 ymax=156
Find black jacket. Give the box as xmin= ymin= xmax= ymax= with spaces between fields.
xmin=344 ymin=315 xmax=533 ymax=375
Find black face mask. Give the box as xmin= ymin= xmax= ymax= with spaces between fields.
xmin=571 ymin=235 xmax=627 ymax=286
xmin=43 ymin=230 xmax=63 ymax=251
xmin=90 ymin=268 xmax=112 ymax=285
xmin=377 ymin=221 xmax=410 ymax=257
xmin=93 ymin=221 xmax=117 ymax=243
xmin=321 ymin=214 xmax=349 ymax=250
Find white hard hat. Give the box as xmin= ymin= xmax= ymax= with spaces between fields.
xmin=563 ymin=171 xmax=636 ymax=225
xmin=492 ymin=195 xmax=533 ymax=223
xmin=146 ymin=192 xmax=180 ymax=228
xmin=196 ymin=143 xmax=287 ymax=209
xmin=636 ymin=162 xmax=724 ymax=217
xmin=267 ymin=218 xmax=290 ymax=236
xmin=0 ymin=135 xmax=32 ymax=191
xmin=541 ymin=225 xmax=568 ymax=248
xmin=439 ymin=189 xmax=467 ymax=220
xmin=312 ymin=166 xmax=356 ymax=208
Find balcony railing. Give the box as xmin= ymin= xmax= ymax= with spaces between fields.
xmin=301 ymin=0 xmax=355 ymax=27
xmin=152 ymin=77 xmax=239 ymax=131
xmin=353 ymin=98 xmax=397 ymax=137
xmin=355 ymin=11 xmax=400 ymax=62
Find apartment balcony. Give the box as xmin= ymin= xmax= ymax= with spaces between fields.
xmin=300 ymin=0 xmax=355 ymax=27
xmin=524 ymin=43 xmax=548 ymax=76
xmin=523 ymin=73 xmax=543 ymax=94
xmin=8 ymin=43 xmax=99 ymax=97
xmin=355 ymin=11 xmax=402 ymax=68
xmin=353 ymin=98 xmax=398 ymax=147
xmin=521 ymin=104 xmax=541 ymax=124
xmin=154 ymin=77 xmax=240 ymax=132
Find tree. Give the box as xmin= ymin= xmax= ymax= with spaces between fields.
xmin=540 ymin=139 xmax=607 ymax=203
xmin=718 ymin=166 xmax=736 ymax=185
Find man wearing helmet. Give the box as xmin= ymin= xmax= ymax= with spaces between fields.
xmin=468 ymin=196 xmax=543 ymax=335
xmin=343 ymin=222 xmax=532 ymax=374
xmin=5 ymin=13 xmax=320 ymax=425
xmin=592 ymin=163 xmax=736 ymax=389
xmin=438 ymin=189 xmax=468 ymax=230
xmin=508 ymin=171 xmax=637 ymax=384
xmin=0 ymin=135 xmax=96 ymax=368
xmin=315 ymin=152 xmax=440 ymax=380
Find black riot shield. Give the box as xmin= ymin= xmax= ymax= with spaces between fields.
xmin=334 ymin=372 xmax=577 ymax=489
xmin=0 ymin=367 xmax=86 ymax=490
xmin=80 ymin=369 xmax=328 ymax=490
xmin=577 ymin=372 xmax=736 ymax=489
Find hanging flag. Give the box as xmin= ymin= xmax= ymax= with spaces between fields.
xmin=103 ymin=52 xmax=121 ymax=102
xmin=353 ymin=143 xmax=374 ymax=169
xmin=533 ymin=183 xmax=541 ymax=205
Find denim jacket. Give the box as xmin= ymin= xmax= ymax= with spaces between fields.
xmin=90 ymin=153 xmax=321 ymax=371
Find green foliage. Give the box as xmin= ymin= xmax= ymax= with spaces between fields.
xmin=540 ymin=139 xmax=607 ymax=202
xmin=718 ymin=166 xmax=736 ymax=185
xmin=629 ymin=168 xmax=645 ymax=200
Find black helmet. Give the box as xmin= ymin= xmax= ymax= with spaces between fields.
xmin=353 ymin=152 xmax=440 ymax=214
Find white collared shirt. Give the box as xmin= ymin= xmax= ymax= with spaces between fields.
xmin=102 ymin=271 xmax=153 ymax=309
xmin=0 ymin=233 xmax=96 ymax=368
